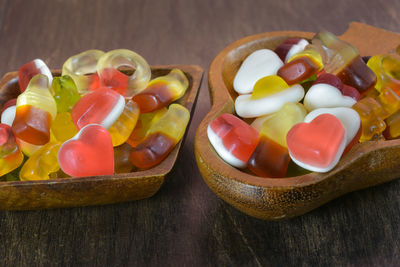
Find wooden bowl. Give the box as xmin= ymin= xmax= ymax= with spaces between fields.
xmin=195 ymin=22 xmax=400 ymax=220
xmin=0 ymin=64 xmax=203 ymax=210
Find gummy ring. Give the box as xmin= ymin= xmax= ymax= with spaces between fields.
xmin=62 ymin=49 xmax=105 ymax=95
xmin=96 ymin=49 xmax=151 ymax=98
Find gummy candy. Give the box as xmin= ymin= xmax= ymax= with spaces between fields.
xmin=71 ymin=87 xmax=125 ymax=130
xmin=51 ymin=112 xmax=78 ymax=142
xmin=235 ymin=75 xmax=304 ymax=118
xmin=287 ymin=114 xmax=346 ymax=172
xmin=367 ymin=55 xmax=400 ymax=95
xmin=50 ymin=75 xmax=81 ymax=113
xmin=126 ymin=108 xmax=167 ymax=148
xmin=233 ymin=49 xmax=283 ymax=94
xmin=1 ymin=98 xmax=17 ymax=126
xmin=352 ymin=97 xmax=388 ymax=141
xmin=207 ymin=113 xmax=259 ymax=168
xmin=304 ymin=107 xmax=361 ymax=153
xmin=0 ymin=124 xmax=24 ymax=176
xmin=278 ymin=47 xmax=323 ymax=85
xmin=97 ymin=49 xmax=151 ymax=98
xmin=108 ymin=99 xmax=140 ymax=146
xmin=274 ymin=38 xmax=309 ymax=62
xmin=62 ymin=49 xmax=105 ymax=95
xmin=130 ymin=104 xmax=190 ymax=169
xmin=12 ymin=74 xmax=57 ymax=145
xmin=132 ymin=69 xmax=188 ymax=113
xmin=19 ymin=142 xmax=61 ymax=181
xmin=114 ymin=143 xmax=134 ymax=173
xmin=248 ymin=103 xmax=307 ymax=177
xmin=19 ymin=59 xmax=53 ymax=93
xmin=58 ymin=124 xmax=114 ymax=177
xmin=311 ymin=31 xmax=376 ymax=93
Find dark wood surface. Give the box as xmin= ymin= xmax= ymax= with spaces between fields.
xmin=0 ymin=0 xmax=399 ymax=266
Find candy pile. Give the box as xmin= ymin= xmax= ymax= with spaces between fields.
xmin=0 ymin=49 xmax=190 ymax=181
xmin=208 ymin=31 xmax=400 ymax=177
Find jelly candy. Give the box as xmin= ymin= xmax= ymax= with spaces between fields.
xmin=62 ymin=49 xmax=105 ymax=95
xmin=287 ymin=114 xmax=346 ymax=172
xmin=97 ymin=49 xmax=151 ymax=98
xmin=207 ymin=113 xmax=259 ymax=168
xmin=58 ymin=124 xmax=114 ymax=177
xmin=51 ymin=112 xmax=78 ymax=142
xmin=12 ymin=74 xmax=57 ymax=145
xmin=132 ymin=69 xmax=188 ymax=113
xmin=71 ymin=87 xmax=125 ymax=130
xmin=304 ymin=79 xmax=356 ymax=111
xmin=311 ymin=31 xmax=376 ymax=94
xmin=314 ymin=73 xmax=360 ymax=101
xmin=108 ymin=100 xmax=140 ymax=146
xmin=233 ymin=49 xmax=283 ymax=94
xmin=114 ymin=143 xmax=134 ymax=173
xmin=274 ymin=38 xmax=309 ymax=62
xmin=130 ymin=104 xmax=190 ymax=169
xmin=235 ymin=75 xmax=304 ymax=118
xmin=0 ymin=124 xmax=24 ymax=176
xmin=367 ymin=55 xmax=400 ymax=94
xmin=304 ymin=107 xmax=361 ymax=153
xmin=18 ymin=59 xmax=53 ymax=93
xmin=1 ymin=98 xmax=17 ymax=126
xmin=126 ymin=108 xmax=167 ymax=148
xmin=19 ymin=142 xmax=61 ymax=181
xmin=352 ymin=97 xmax=387 ymax=141
xmin=50 ymin=75 xmax=81 ymax=113
xmin=248 ymin=103 xmax=307 ymax=177
xmin=278 ymin=47 xmax=323 ymax=85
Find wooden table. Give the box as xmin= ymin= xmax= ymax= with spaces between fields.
xmin=0 ymin=0 xmax=399 ymax=266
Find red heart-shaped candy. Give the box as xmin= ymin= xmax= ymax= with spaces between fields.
xmin=58 ymin=124 xmax=114 ymax=177
xmin=286 ymin=114 xmax=346 ymax=172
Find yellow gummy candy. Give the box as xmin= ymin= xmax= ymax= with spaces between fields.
xmin=260 ymin=102 xmax=307 ymax=147
xmin=51 ymin=112 xmax=79 ymax=142
xmin=146 ymin=103 xmax=190 ymax=142
xmin=19 ymin=142 xmax=61 ymax=181
xmin=109 ymin=100 xmax=140 ymax=146
xmin=251 ymin=75 xmax=289 ymax=100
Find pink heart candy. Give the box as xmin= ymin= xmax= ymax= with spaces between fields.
xmin=58 ymin=124 xmax=114 ymax=177
xmin=286 ymin=114 xmax=346 ymax=173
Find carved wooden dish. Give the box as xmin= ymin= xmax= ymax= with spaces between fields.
xmin=195 ymin=22 xmax=400 ymax=220
xmin=0 ymin=64 xmax=203 ymax=210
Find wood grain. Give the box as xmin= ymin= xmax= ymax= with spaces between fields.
xmin=0 ymin=0 xmax=399 ymax=266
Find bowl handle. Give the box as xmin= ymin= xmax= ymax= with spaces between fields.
xmin=340 ymin=22 xmax=400 ymax=56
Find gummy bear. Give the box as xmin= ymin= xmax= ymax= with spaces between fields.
xmin=132 ymin=69 xmax=189 ymax=113
xmin=311 ymin=31 xmax=376 ymax=94
xmin=367 ymin=55 xmax=400 ymax=95
xmin=0 ymin=124 xmax=24 ymax=176
xmin=207 ymin=113 xmax=259 ymax=168
xmin=62 ymin=49 xmax=105 ymax=95
xmin=248 ymin=102 xmax=307 ymax=177
xmin=12 ymin=74 xmax=57 ymax=145
xmin=18 ymin=59 xmax=53 ymax=93
xmin=50 ymin=75 xmax=81 ymax=113
xmin=19 ymin=142 xmax=61 ymax=181
xmin=130 ymin=104 xmax=190 ymax=169
xmin=97 ymin=49 xmax=151 ymax=98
